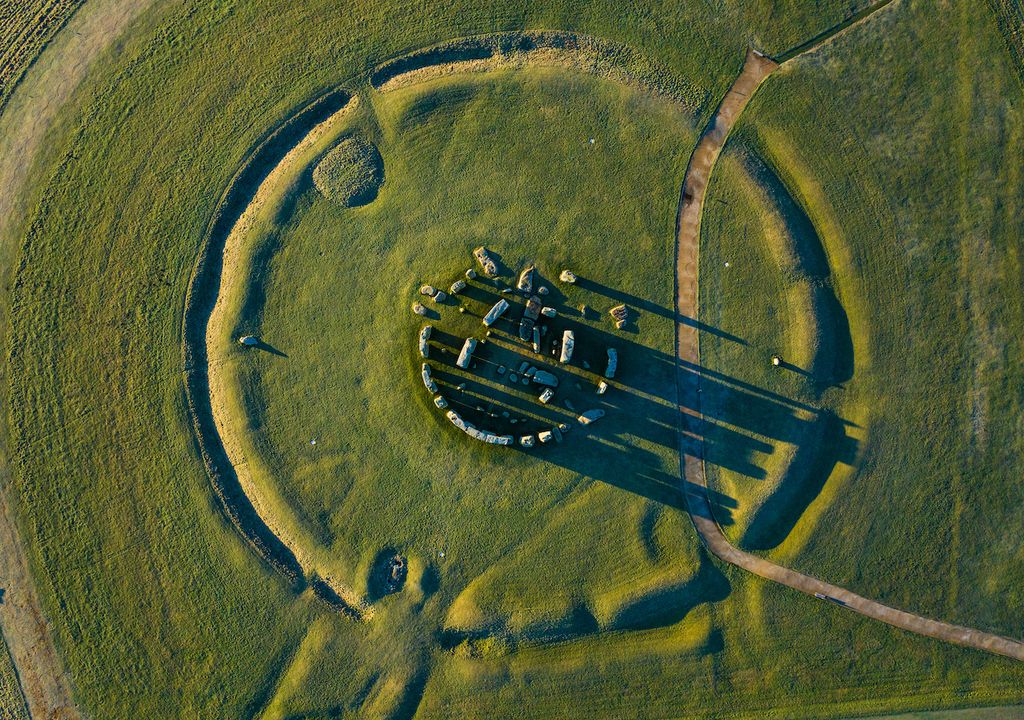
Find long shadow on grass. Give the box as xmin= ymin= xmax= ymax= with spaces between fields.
xmin=426 ymin=276 xmax=859 ymax=555
xmin=740 ymin=148 xmax=855 ymax=389
xmin=575 ymin=274 xmax=748 ymax=346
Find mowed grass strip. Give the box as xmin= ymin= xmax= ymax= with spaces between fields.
xmin=0 ymin=629 xmax=29 ymax=720
xmin=0 ymin=0 xmax=83 ymax=113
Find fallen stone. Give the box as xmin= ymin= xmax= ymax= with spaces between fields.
xmin=560 ymin=330 xmax=575 ymax=364
xmin=457 ymin=338 xmax=477 ymax=369
xmin=605 ymin=348 xmax=618 ymax=379
xmin=509 ymin=373 xmax=518 ymax=383
xmin=560 ymin=270 xmax=577 ymax=283
xmin=482 ymin=298 xmax=509 ymax=327
xmin=532 ymin=370 xmax=558 ymax=387
xmin=578 ymin=409 xmax=606 ymax=425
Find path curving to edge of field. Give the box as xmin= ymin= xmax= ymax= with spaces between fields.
xmin=673 ymin=48 xmax=1024 ymax=663
xmin=0 ymin=3 xmax=162 ymax=718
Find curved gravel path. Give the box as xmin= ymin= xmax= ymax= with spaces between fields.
xmin=673 ymin=48 xmax=1024 ymax=662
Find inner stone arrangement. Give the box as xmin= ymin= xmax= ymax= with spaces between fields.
xmin=414 ymin=246 xmax=627 ymax=449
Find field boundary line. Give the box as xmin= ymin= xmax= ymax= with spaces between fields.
xmin=673 ymin=48 xmax=1024 ymax=662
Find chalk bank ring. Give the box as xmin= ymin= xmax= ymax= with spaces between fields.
xmin=178 ymin=23 xmax=1024 ymax=661
xmin=181 ymin=31 xmax=700 ymax=618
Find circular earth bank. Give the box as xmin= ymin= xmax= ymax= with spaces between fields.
xmin=231 ymin=67 xmax=703 ymax=623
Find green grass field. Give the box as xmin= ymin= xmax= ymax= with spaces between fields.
xmin=2 ymin=0 xmax=1024 ymax=717
xmin=701 ymin=0 xmax=1024 ymax=640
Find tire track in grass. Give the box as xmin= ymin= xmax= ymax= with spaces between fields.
xmin=674 ymin=47 xmax=1024 ymax=661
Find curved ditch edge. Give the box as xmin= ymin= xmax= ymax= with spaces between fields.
xmin=371 ymin=30 xmax=704 ymax=110
xmin=674 ymin=48 xmax=1024 ymax=662
xmin=181 ymin=32 xmax=703 ymax=620
xmin=181 ymin=87 xmax=354 ymax=602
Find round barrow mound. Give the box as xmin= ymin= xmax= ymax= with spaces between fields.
xmin=312 ymin=135 xmax=384 ymax=206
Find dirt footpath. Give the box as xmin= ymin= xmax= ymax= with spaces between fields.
xmin=0 ymin=1 xmax=159 ymax=718
xmin=674 ymin=49 xmax=1024 ymax=662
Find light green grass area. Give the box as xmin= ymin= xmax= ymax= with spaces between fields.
xmin=234 ymin=68 xmax=694 ymax=608
xmin=2 ymin=0 xmax=1024 ymax=717
xmin=700 ymin=0 xmax=1024 ymax=644
xmin=0 ymin=630 xmax=29 ymax=720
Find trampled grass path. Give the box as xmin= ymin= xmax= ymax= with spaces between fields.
xmin=673 ymin=48 xmax=1024 ymax=663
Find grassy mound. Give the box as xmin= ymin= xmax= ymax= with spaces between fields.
xmin=312 ymin=136 xmax=383 ymax=206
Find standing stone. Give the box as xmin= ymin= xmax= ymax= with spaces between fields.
xmin=473 ymin=247 xmax=498 ymax=276
xmin=517 ymin=265 xmax=535 ymax=293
